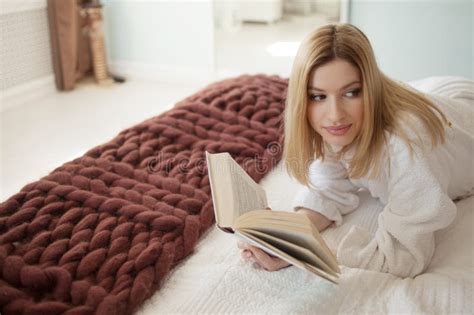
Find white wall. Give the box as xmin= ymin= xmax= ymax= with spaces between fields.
xmin=103 ymin=0 xmax=215 ymax=83
xmin=349 ymin=0 xmax=473 ymax=81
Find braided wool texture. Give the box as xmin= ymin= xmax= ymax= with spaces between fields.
xmin=0 ymin=74 xmax=288 ymax=315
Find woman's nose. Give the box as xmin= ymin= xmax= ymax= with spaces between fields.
xmin=327 ymin=97 xmax=346 ymax=122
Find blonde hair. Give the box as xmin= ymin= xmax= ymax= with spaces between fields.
xmin=283 ymin=23 xmax=449 ymax=187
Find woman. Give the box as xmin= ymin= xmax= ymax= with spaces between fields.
xmin=238 ymin=23 xmax=474 ymax=278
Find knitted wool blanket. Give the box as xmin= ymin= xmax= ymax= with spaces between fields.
xmin=0 ymin=74 xmax=288 ymax=315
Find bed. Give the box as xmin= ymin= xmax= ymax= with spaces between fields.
xmin=138 ymin=75 xmax=474 ymax=314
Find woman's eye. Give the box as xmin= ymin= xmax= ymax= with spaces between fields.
xmin=310 ymin=94 xmax=325 ymax=102
xmin=345 ymin=88 xmax=361 ymax=97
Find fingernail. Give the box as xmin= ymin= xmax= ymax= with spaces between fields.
xmin=244 ymin=251 xmax=252 ymax=258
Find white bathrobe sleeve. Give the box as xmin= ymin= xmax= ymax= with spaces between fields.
xmin=336 ymin=135 xmax=457 ymax=278
xmin=290 ymin=154 xmax=360 ymax=226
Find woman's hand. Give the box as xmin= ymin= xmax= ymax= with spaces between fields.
xmin=237 ymin=241 xmax=291 ymax=271
xmin=237 ymin=207 xmax=291 ymax=271
xmin=236 ymin=208 xmax=332 ymax=271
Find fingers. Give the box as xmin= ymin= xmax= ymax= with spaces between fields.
xmin=237 ymin=241 xmax=291 ymax=271
xmin=241 ymin=249 xmax=252 ymax=260
xmin=238 ymin=242 xmax=255 ymax=263
xmin=248 ymin=247 xmax=279 ymax=271
xmin=246 ymin=246 xmax=291 ymax=271
xmin=238 ymin=241 xmax=271 ymax=255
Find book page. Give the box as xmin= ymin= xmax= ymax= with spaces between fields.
xmin=228 ymin=156 xmax=268 ymax=218
xmin=234 ymin=210 xmax=339 ymax=273
xmin=235 ymin=230 xmax=339 ymax=284
xmin=206 ymin=152 xmax=233 ymax=228
xmin=238 ymin=228 xmax=337 ymax=277
xmin=206 ymin=152 xmax=268 ymax=228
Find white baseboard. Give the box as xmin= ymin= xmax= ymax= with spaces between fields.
xmin=0 ymin=75 xmax=56 ymax=113
xmin=109 ymin=61 xmax=218 ymax=85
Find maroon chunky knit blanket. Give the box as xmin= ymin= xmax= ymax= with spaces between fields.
xmin=0 ymin=75 xmax=288 ymax=315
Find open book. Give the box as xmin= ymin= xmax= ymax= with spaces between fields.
xmin=205 ymin=151 xmax=340 ymax=283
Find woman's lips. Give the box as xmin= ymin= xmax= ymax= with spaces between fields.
xmin=324 ymin=124 xmax=352 ymax=136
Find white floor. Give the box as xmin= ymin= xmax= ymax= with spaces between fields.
xmin=0 ymin=78 xmax=207 ymax=200
xmin=1 ymin=13 xmax=332 ymax=201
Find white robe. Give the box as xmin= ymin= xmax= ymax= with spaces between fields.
xmin=291 ymin=76 xmax=474 ymax=278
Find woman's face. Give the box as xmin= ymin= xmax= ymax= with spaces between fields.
xmin=306 ymin=58 xmax=364 ymax=147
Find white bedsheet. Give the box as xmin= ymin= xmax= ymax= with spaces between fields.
xmin=138 ymin=162 xmax=473 ymax=314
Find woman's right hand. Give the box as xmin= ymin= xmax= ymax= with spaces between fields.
xmin=237 ymin=241 xmax=291 ymax=271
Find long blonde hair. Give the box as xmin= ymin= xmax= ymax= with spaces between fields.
xmin=283 ymin=23 xmax=449 ymax=186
